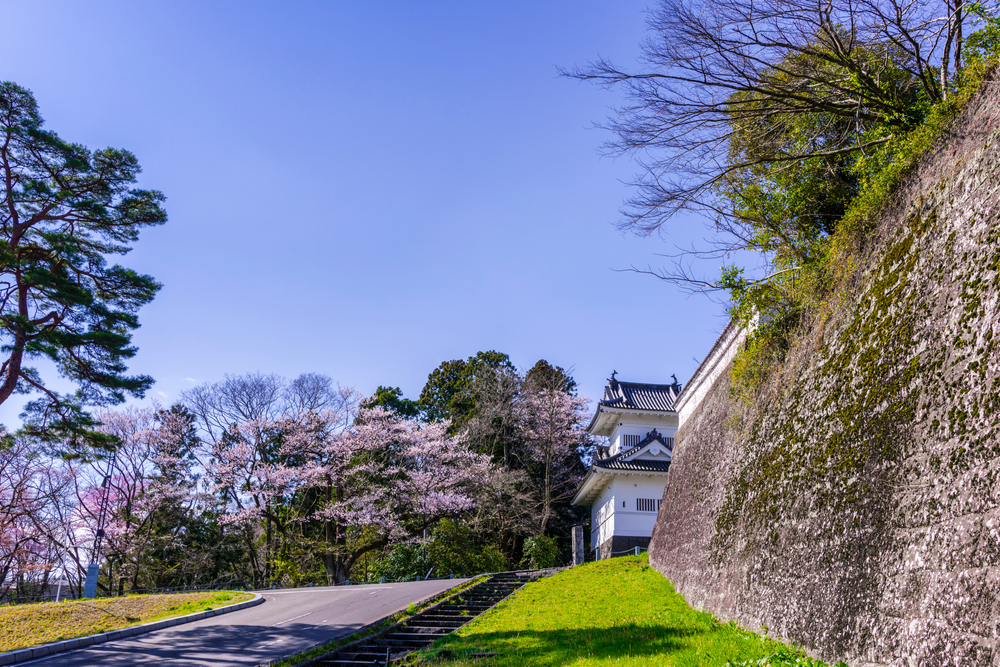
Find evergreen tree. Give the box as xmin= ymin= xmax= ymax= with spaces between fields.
xmin=0 ymin=82 xmax=166 ymax=445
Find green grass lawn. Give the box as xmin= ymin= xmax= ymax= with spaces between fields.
xmin=409 ymin=555 xmax=843 ymax=667
xmin=0 ymin=590 xmax=253 ymax=653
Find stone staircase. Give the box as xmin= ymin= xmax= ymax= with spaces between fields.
xmin=312 ymin=572 xmax=537 ymax=666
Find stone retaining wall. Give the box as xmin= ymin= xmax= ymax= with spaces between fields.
xmin=650 ymin=74 xmax=1000 ymax=667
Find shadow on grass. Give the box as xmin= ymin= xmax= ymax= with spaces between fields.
xmin=419 ymin=622 xmax=736 ymax=665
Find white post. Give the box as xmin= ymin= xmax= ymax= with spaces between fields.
xmin=572 ymin=526 xmax=584 ymax=566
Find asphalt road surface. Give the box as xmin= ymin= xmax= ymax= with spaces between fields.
xmin=31 ymin=578 xmax=470 ymax=666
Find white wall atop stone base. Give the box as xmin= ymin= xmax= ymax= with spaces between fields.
xmin=592 ymin=485 xmax=615 ymax=549
xmin=591 ymin=474 xmax=669 ymax=551
xmin=675 ymin=321 xmax=745 ymax=427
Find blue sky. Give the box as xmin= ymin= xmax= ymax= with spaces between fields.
xmin=0 ymin=1 xmax=728 ymax=422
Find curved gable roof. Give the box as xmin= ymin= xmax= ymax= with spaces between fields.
xmin=600 ymin=380 xmax=680 ymax=412
xmin=587 ymin=377 xmax=682 ymax=434
xmin=592 ymin=428 xmax=673 ymax=473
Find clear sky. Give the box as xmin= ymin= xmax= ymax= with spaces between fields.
xmin=0 ymin=1 xmax=729 ymax=422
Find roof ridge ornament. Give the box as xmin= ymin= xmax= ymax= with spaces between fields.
xmin=639 ymin=428 xmax=673 ymax=452
xmin=608 ymin=370 xmax=619 ymax=393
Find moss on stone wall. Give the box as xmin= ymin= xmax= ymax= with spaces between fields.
xmin=650 ymin=74 xmax=1000 ymax=667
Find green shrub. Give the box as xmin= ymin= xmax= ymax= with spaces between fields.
xmin=428 ymin=520 xmax=508 ymax=575
xmin=374 ymin=520 xmax=510 ymax=580
xmin=374 ymin=542 xmax=433 ymax=581
xmin=731 ymin=49 xmax=1000 ymax=395
xmin=520 ymin=535 xmax=561 ymax=569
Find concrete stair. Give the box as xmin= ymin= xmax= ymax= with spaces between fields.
xmin=315 ymin=573 xmax=535 ymax=666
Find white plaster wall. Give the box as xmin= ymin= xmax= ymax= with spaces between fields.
xmin=675 ymin=322 xmax=746 ymax=428
xmin=591 ymin=486 xmax=615 ymax=548
xmin=609 ymin=415 xmax=679 ymax=455
xmin=607 ymin=476 xmax=669 ymax=537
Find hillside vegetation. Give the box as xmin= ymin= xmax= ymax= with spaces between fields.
xmin=0 ymin=591 xmax=252 ymax=653
xmin=410 ymin=556 xmax=841 ymax=667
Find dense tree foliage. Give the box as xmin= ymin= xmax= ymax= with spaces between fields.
xmin=418 ymin=351 xmax=514 ymax=429
xmin=0 ymin=82 xmax=166 ymax=445
xmin=360 ymin=386 xmax=421 ymax=418
xmin=0 ymin=357 xmax=593 ymax=599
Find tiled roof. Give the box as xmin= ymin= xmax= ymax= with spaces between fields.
xmin=594 ymin=457 xmax=672 ymax=472
xmin=599 ymin=380 xmax=680 ymax=412
xmin=591 ymin=428 xmax=673 ymax=473
xmin=573 ymin=426 xmax=674 ymax=504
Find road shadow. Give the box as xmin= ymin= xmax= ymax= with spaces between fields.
xmin=40 ymin=621 xmax=361 ymax=666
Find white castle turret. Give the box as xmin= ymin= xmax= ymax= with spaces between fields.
xmin=572 ymin=372 xmax=680 ymax=559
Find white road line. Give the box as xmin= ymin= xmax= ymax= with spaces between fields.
xmin=270 ymin=611 xmax=312 ymax=627
xmin=264 ymin=586 xmax=395 ymax=594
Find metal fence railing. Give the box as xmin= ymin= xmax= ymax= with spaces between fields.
xmin=590 ymin=545 xmax=648 ymax=561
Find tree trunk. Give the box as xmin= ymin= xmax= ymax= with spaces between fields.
xmin=955 ymin=0 xmax=963 ymax=77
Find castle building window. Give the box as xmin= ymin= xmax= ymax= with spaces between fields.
xmin=637 ymin=498 xmax=660 ymax=512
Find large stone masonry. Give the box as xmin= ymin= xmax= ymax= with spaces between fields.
xmin=650 ymin=74 xmax=1000 ymax=667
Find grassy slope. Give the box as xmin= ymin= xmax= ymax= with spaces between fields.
xmin=0 ymin=590 xmax=253 ymax=653
xmin=411 ymin=556 xmax=840 ymax=667
xmin=273 ymin=576 xmax=489 ymax=667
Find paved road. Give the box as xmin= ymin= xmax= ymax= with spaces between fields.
xmin=32 ymin=578 xmax=469 ymax=666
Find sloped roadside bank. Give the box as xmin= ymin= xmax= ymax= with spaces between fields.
xmin=405 ymin=555 xmax=840 ymax=667
xmin=0 ymin=591 xmax=259 ymax=665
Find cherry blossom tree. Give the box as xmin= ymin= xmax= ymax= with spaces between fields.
xmin=206 ymin=419 xmax=282 ymax=581
xmin=0 ymin=432 xmax=88 ymax=601
xmin=443 ymin=359 xmax=592 ymax=562
xmin=207 ymin=407 xmax=492 ymax=584
xmin=315 ymin=410 xmax=491 ymax=581
xmin=202 ymin=386 xmax=359 ymax=582
xmin=517 ymin=380 xmax=589 ymax=536
xmin=64 ymin=405 xmax=202 ymax=593
xmin=0 ymin=433 xmax=49 ymax=600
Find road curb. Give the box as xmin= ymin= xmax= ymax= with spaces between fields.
xmin=0 ymin=592 xmax=264 ymax=665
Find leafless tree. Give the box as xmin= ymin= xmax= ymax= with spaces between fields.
xmin=465 ymin=467 xmax=542 ymax=559
xmin=183 ymin=372 xmax=361 ymax=446
xmin=565 ymin=0 xmax=985 ymax=284
xmin=182 ymin=373 xmax=286 ymax=443
xmin=284 ymin=373 xmax=359 ymax=426
xmin=464 ymin=367 xmax=522 ymax=466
